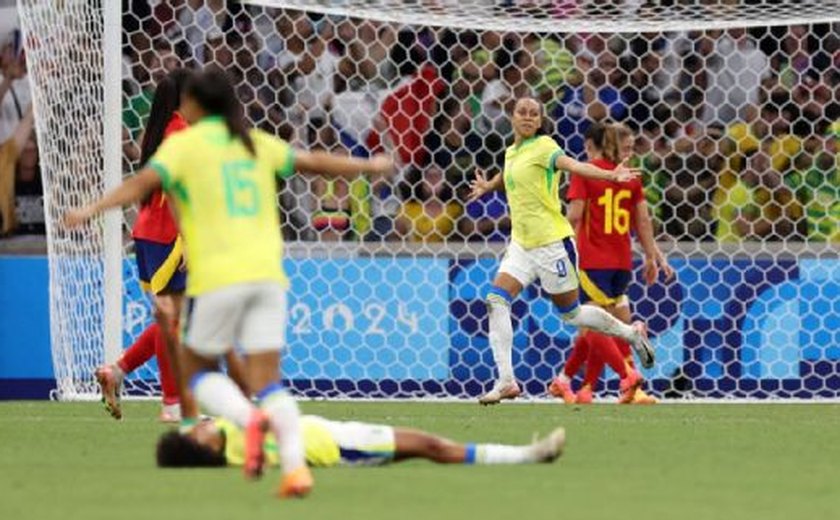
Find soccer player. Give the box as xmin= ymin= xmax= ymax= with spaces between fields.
xmin=548 ymin=122 xmax=674 ymax=405
xmin=156 ymin=415 xmax=566 ymax=468
xmin=467 ymin=97 xmax=656 ymax=405
xmin=65 ymin=69 xmax=393 ymax=498
xmin=94 ymin=68 xmax=191 ymax=422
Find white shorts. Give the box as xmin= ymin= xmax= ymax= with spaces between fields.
xmin=498 ymin=238 xmax=580 ymax=295
xmin=305 ymin=416 xmax=396 ymax=467
xmin=182 ymin=282 xmax=287 ymax=357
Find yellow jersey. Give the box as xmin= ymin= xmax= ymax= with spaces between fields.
xmin=503 ymin=135 xmax=573 ymax=249
xmin=216 ymin=415 xmax=394 ymax=468
xmin=149 ymin=117 xmax=295 ymax=295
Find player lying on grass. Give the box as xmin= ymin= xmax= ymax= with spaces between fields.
xmin=157 ymin=415 xmax=566 ymax=468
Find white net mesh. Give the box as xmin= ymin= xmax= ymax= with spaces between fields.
xmin=16 ymin=0 xmax=115 ymax=399
xmin=20 ymin=0 xmax=840 ymax=400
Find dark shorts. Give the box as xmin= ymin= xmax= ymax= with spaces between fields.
xmin=578 ymin=268 xmax=631 ymax=306
xmin=135 ymin=237 xmax=186 ymax=295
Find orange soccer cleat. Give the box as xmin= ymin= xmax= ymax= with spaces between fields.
xmin=632 ymin=389 xmax=658 ymax=405
xmin=94 ymin=365 xmax=123 ymax=420
xmin=575 ymin=385 xmax=593 ymax=404
xmin=547 ymin=376 xmax=576 ymax=404
xmin=278 ymin=466 xmax=314 ymax=499
xmin=618 ymin=370 xmax=643 ymax=404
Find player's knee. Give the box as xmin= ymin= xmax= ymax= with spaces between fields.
xmin=486 ymin=286 xmax=513 ymax=312
xmin=557 ymin=302 xmax=581 ymax=323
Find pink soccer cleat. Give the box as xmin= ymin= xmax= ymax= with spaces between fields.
xmin=243 ymin=410 xmax=270 ymax=480
xmin=278 ymin=466 xmax=314 ymax=499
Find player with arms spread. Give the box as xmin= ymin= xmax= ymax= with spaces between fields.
xmin=549 ymin=122 xmax=674 ymax=405
xmin=65 ymin=69 xmax=393 ymax=498
xmin=467 ymin=97 xmax=656 ymax=405
xmin=157 ymin=414 xmax=566 ymax=469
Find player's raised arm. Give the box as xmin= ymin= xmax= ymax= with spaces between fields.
xmin=64 ymin=167 xmax=161 ymax=227
xmin=555 ymin=155 xmax=640 ymax=183
xmin=294 ymin=150 xmax=394 ymax=179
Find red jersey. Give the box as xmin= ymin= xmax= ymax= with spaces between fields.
xmin=131 ymin=112 xmax=188 ymax=243
xmin=567 ymin=158 xmax=644 ymax=270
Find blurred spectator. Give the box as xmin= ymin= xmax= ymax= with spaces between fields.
xmin=713 ymin=146 xmax=802 ymax=242
xmin=786 ymin=133 xmax=840 ymax=242
xmin=459 ymin=191 xmax=510 ymax=242
xmin=0 ymin=40 xmax=30 ymax=144
xmin=395 ymin=164 xmax=462 ymax=243
xmin=0 ymin=103 xmax=34 ymax=235
xmin=702 ymin=28 xmax=770 ymax=125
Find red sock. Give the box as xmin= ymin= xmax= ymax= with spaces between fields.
xmin=615 ymin=338 xmax=636 ymax=370
xmin=154 ymin=325 xmax=180 ymax=405
xmin=586 ymin=333 xmax=628 ymax=384
xmin=117 ymin=323 xmax=159 ymax=374
xmin=564 ymin=335 xmax=590 ymax=378
xmin=583 ymin=345 xmax=606 ymax=388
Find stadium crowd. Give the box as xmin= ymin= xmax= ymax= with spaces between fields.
xmin=1 ymin=1 xmax=838 ymax=244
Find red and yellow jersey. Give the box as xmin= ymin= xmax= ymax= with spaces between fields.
xmin=567 ymin=158 xmax=644 ymax=270
xmin=132 ymin=112 xmax=189 ymax=243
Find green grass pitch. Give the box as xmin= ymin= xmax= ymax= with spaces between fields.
xmin=1 ymin=401 xmax=838 ymax=520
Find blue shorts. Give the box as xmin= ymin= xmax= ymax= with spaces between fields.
xmin=135 ymin=237 xmax=186 ymax=295
xmin=578 ymin=269 xmax=631 ymax=307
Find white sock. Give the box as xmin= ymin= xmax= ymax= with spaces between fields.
xmin=487 ymin=297 xmax=514 ymax=384
xmin=191 ymin=372 xmax=254 ymax=427
xmin=260 ymin=385 xmax=306 ymax=474
xmin=563 ymin=304 xmax=636 ymax=343
xmin=471 ymin=443 xmax=536 ymax=464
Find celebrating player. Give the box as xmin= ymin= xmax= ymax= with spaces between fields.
xmin=467 ymin=97 xmax=656 ymax=405
xmin=65 ymin=69 xmax=393 ymax=498
xmin=156 ymin=415 xmax=566 ymax=468
xmin=548 ymin=122 xmax=674 ymax=405
xmin=94 ymin=68 xmax=192 ymax=422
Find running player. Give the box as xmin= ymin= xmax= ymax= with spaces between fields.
xmin=467 ymin=96 xmax=656 ymax=405
xmin=94 ymin=68 xmax=191 ymax=422
xmin=548 ymin=122 xmax=674 ymax=405
xmin=65 ymin=69 xmax=393 ymax=498
xmin=156 ymin=415 xmax=566 ymax=468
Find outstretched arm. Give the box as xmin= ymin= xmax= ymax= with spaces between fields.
xmin=555 ymin=155 xmax=639 ymax=183
xmin=467 ymin=169 xmax=504 ymax=201
xmin=64 ymin=168 xmax=161 ymax=227
xmin=294 ymin=150 xmax=393 ymax=179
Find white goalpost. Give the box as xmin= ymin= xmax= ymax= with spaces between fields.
xmin=18 ymin=0 xmax=840 ymax=401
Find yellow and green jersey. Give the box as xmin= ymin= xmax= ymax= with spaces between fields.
xmin=216 ymin=416 xmax=395 ymax=468
xmin=503 ymin=135 xmax=574 ymax=249
xmin=149 ymin=117 xmax=295 ymax=295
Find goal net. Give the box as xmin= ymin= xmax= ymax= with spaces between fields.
xmin=19 ymin=0 xmax=840 ymax=400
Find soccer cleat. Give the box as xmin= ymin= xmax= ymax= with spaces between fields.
xmin=159 ymin=402 xmax=181 ymax=423
xmin=632 ymin=389 xmax=658 ymax=405
xmin=243 ymin=410 xmax=271 ymax=480
xmin=278 ymin=466 xmax=314 ymax=499
xmin=94 ymin=365 xmax=123 ymax=420
xmin=618 ymin=370 xmax=643 ymax=404
xmin=531 ymin=427 xmax=566 ymax=463
xmin=575 ymin=385 xmax=593 ymax=404
xmin=478 ymin=381 xmax=521 ymax=405
xmin=547 ymin=376 xmax=576 ymax=404
xmin=630 ymin=321 xmax=655 ymax=369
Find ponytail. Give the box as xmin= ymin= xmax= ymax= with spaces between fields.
xmin=600 ymin=123 xmax=634 ymax=165
xmin=140 ymin=68 xmax=193 ymax=164
xmin=184 ymin=69 xmax=255 ymax=155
